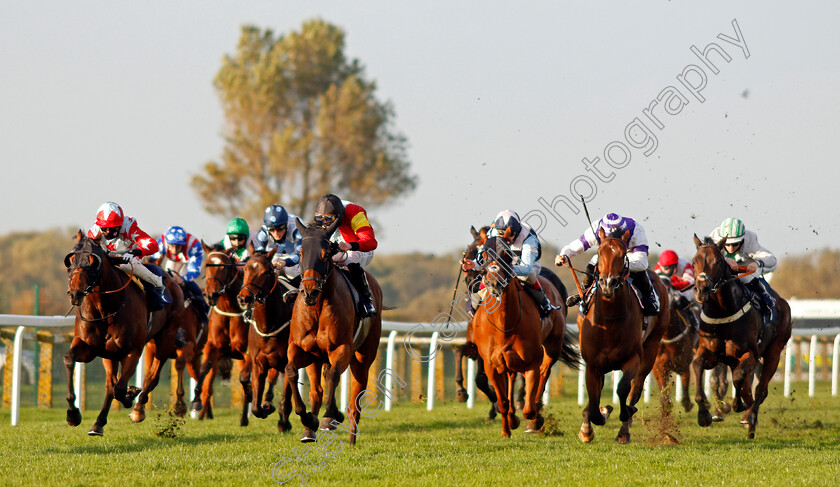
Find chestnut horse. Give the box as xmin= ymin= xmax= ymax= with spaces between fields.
xmin=238 ymin=245 xmax=295 ymax=433
xmin=165 ymin=289 xmax=207 ymax=417
xmin=651 ymin=277 xmax=698 ymax=414
xmin=64 ymin=231 xmax=183 ymax=435
xmin=285 ymin=218 xmax=382 ymax=445
xmin=690 ymin=235 xmax=791 ymax=439
xmin=571 ymin=228 xmax=669 ymax=443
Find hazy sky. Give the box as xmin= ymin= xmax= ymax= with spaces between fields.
xmin=2 ymin=1 xmax=838 ymax=259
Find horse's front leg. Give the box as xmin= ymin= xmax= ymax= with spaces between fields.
xmin=285 ymin=347 xmax=317 ymax=442
xmin=250 ymin=355 xmax=269 ymax=420
xmin=580 ymin=367 xmax=610 ymax=443
xmin=523 ymin=365 xmax=544 ymax=433
xmin=474 ymin=356 xmax=498 ymax=420
xmin=506 ymin=372 xmax=520 ymax=430
xmin=130 ymin=342 xmax=170 ymax=423
xmin=173 ymin=349 xmax=188 ymax=417
xmin=192 ymin=343 xmax=220 ymax=413
xmin=64 ymin=337 xmax=95 ymax=427
xmin=320 ymin=348 xmax=348 ymax=431
xmin=264 ymin=368 xmax=279 ymax=409
xmin=486 ymin=363 xmax=511 ymax=438
xmin=88 ymin=358 xmax=118 ymax=436
xmin=617 ymin=356 xmax=641 ymax=444
xmin=691 ymin=348 xmax=715 ymax=427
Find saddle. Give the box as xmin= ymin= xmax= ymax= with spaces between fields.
xmin=337 ymin=269 xmax=371 ymax=352
xmin=120 ymin=264 xmax=167 ymax=312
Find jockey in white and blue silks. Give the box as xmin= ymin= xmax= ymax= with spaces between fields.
xmin=150 ymin=225 xmax=209 ymax=320
xmin=253 ymin=204 xmax=302 ymax=280
xmin=557 ymin=212 xmax=660 ymax=316
xmin=461 ymin=210 xmax=559 ymax=318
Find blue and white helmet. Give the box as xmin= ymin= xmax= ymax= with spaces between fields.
xmin=600 ymin=213 xmax=627 ymax=235
xmin=263 ymin=204 xmax=288 ymax=229
xmin=493 ymin=210 xmax=522 ymax=238
xmin=164 ymin=226 xmax=187 ymax=245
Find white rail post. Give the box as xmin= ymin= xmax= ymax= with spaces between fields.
xmin=189 ymin=377 xmax=197 ymax=402
xmin=704 ymin=369 xmax=711 ymax=397
xmin=10 ymin=326 xmax=25 ymax=426
xmin=74 ymin=362 xmax=84 ymax=409
xmin=577 ymin=364 xmax=586 ymax=406
xmin=675 ymin=376 xmax=684 ymax=402
xmin=466 ymin=358 xmax=476 ymax=409
xmin=832 ymin=334 xmax=840 ymax=396
xmin=643 ymin=374 xmax=651 ymax=403
xmin=612 ymin=371 xmax=621 ymax=404
xmin=426 ymin=332 xmax=439 ymax=411
xmin=809 ymin=335 xmax=818 ymax=397
xmin=543 ymin=376 xmax=551 ymax=406
xmin=135 ymin=347 xmax=145 ymax=393
xmin=784 ymin=338 xmax=794 ymax=397
xmin=384 ymin=330 xmax=397 ymax=412
xmin=340 ymin=368 xmax=349 ymax=412
xmin=297 ymin=368 xmax=306 ymax=397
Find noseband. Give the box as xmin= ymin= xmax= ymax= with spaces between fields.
xmin=695 ymin=244 xmax=738 ymax=294
xmin=242 ymin=254 xmax=278 ymax=303
xmin=204 ymin=252 xmax=241 ymax=295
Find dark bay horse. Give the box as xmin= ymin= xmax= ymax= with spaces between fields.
xmin=690 ymin=235 xmax=791 ymax=439
xmin=651 ymin=277 xmax=698 ymax=414
xmin=238 ymin=244 xmax=294 ymax=433
xmin=285 ymin=218 xmax=382 ymax=444
xmin=64 ymin=231 xmax=183 ymax=435
xmin=569 ymin=228 xmax=669 ymax=443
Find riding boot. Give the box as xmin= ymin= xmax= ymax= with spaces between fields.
xmin=746 ymin=278 xmax=777 ymax=326
xmin=630 ymin=270 xmax=660 ymax=316
xmin=566 ymin=263 xmax=596 ymax=307
xmin=522 ymin=282 xmax=558 ymax=319
xmin=347 ymin=263 xmax=376 ymax=318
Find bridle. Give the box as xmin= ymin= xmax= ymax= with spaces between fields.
xmin=299 ymin=236 xmax=337 ymax=299
xmin=65 ymin=248 xmax=133 ymax=322
xmin=477 ymin=239 xmax=522 ymax=332
xmin=597 ymin=236 xmax=630 ymax=292
xmin=241 ymin=254 xmax=278 ymax=304
xmin=695 ymin=244 xmax=739 ymax=295
xmin=204 ymin=251 xmax=242 ymax=297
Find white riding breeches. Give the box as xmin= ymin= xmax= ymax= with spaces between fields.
xmin=332 ymin=250 xmax=374 ymax=268
xmin=119 ymin=259 xmax=163 ymax=288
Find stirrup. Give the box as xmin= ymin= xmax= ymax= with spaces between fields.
xmin=566 ymin=294 xmax=582 ymax=307
xmin=360 ymin=301 xmax=377 ymax=318
xmin=157 ymin=286 xmax=173 ymax=304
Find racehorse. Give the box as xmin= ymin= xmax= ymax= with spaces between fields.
xmin=690 ymin=235 xmax=791 ymax=439
xmin=167 ymin=288 xmax=207 ymax=417
xmin=64 ymin=231 xmax=183 ymax=435
xmin=570 ymin=227 xmax=669 ymax=443
xmin=651 ymin=277 xmax=698 ymax=414
xmin=191 ymin=243 xmax=278 ymax=426
xmin=238 ymin=244 xmax=295 ymax=433
xmin=285 ymin=218 xmax=382 ymax=444
xmin=469 ymin=237 xmax=579 ymax=437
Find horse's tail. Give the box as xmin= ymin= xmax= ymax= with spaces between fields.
xmin=558 ymin=329 xmax=581 ymax=370
xmin=218 ymin=356 xmax=233 ymax=380
xmin=457 ymin=341 xmax=479 ymax=360
xmin=381 ymin=305 xmax=397 ymax=311
xmin=539 ymin=267 xmax=568 ymax=304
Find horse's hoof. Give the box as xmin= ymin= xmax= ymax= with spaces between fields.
xmin=578 ymin=428 xmax=594 ymax=443
xmin=251 ymin=408 xmax=266 ymax=419
xmin=698 ymin=409 xmax=713 ymax=427
xmin=333 ymin=410 xmax=345 ymax=425
xmin=487 ymin=408 xmax=497 ymax=421
xmin=733 ymin=400 xmax=746 ymax=413
xmin=172 ymin=401 xmax=187 ymax=418
xmin=240 ymin=417 xmax=249 ymax=427
xmin=261 ymin=402 xmax=276 ymax=416
xmin=682 ymin=401 xmax=694 ymax=413
xmin=278 ymin=420 xmax=292 ymax=433
xmin=129 ymin=409 xmax=145 ymax=423
xmin=501 ymin=430 xmax=511 ymax=438
xmin=320 ymin=417 xmax=338 ymax=431
xmin=721 ymin=402 xmax=732 ymax=414
xmin=509 ymin=415 xmax=520 ymax=430
xmin=525 ymin=415 xmax=544 ymax=433
xmin=88 ymin=424 xmax=104 ymax=436
xmin=456 ymin=390 xmax=468 ymax=403
xmin=300 ymin=429 xmax=316 ymax=443
xmin=66 ymin=408 xmax=82 ymax=427
xmin=616 ymin=433 xmax=631 ymax=444
xmin=125 ymin=386 xmax=141 ymax=400
xmin=190 ymin=400 xmax=203 ymax=412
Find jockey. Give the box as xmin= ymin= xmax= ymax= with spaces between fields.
xmin=654 ymin=250 xmax=695 ymax=301
xmin=92 ymin=202 xmax=172 ymax=304
xmin=220 ymin=217 xmax=252 ymax=262
xmin=709 ymin=218 xmax=778 ymax=325
xmin=150 ymin=226 xmax=210 ymax=320
xmin=314 ymin=194 xmax=377 ymax=318
xmin=460 ymin=210 xmax=559 ymax=318
xmin=254 ymin=204 xmax=303 ymax=281
xmin=556 ymin=212 xmax=659 ymax=316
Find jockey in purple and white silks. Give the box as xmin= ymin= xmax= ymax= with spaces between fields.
xmin=556 ymin=212 xmax=660 ymax=316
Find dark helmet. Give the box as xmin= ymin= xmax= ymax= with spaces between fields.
xmin=493 ymin=210 xmax=522 ymax=239
xmin=314 ymin=194 xmax=345 ymax=225
xmin=263 ymin=204 xmax=288 ymax=230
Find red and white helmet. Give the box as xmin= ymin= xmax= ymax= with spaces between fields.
xmin=95 ymin=202 xmax=124 ymax=228
xmin=658 ymin=250 xmax=679 ymax=267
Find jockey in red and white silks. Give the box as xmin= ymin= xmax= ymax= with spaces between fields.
xmin=654 ymin=250 xmax=695 ymax=300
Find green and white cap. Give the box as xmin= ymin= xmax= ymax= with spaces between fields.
xmin=718 ymin=218 xmax=745 ymax=244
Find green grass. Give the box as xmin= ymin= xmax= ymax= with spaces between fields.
xmin=0 ymin=382 xmax=838 ymax=487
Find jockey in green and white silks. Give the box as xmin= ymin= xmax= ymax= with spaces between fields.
xmin=220 ymin=218 xmax=254 ymax=262
xmin=709 ymin=218 xmax=778 ymax=325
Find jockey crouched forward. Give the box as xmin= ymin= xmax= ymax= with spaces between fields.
xmin=254 ymin=204 xmax=303 ymax=292
xmin=314 ymin=194 xmax=377 ymax=318
xmin=557 ymin=212 xmax=660 ymax=316
xmin=220 ymin=218 xmax=254 ymax=262
xmin=149 ymin=226 xmax=210 ymax=322
xmin=90 ymin=201 xmax=172 ymax=305
xmin=461 ymin=210 xmax=559 ymax=318
xmin=655 ymin=250 xmax=698 ymax=328
xmin=709 ymin=218 xmax=778 ymax=326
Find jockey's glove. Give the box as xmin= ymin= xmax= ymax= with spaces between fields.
xmin=122 ymin=249 xmax=143 ymax=262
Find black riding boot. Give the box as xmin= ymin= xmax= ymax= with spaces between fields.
xmin=630 ymin=270 xmax=660 ymax=316
xmin=747 ymin=278 xmax=777 ymax=326
xmin=566 ymin=263 xmax=596 ymax=307
xmin=523 ymin=283 xmax=558 ymax=319
xmin=347 ymin=263 xmax=376 ymax=318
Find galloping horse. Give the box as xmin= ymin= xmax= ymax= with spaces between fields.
xmin=238 ymin=244 xmax=294 ymax=432
xmin=470 ymin=237 xmax=578 ymax=437
xmin=571 ymin=227 xmax=669 ymax=443
xmin=651 ymin=277 xmax=698 ymax=414
xmin=64 ymin=231 xmax=183 ymax=435
xmin=167 ymin=289 xmax=207 ymax=417
xmin=285 ymin=218 xmax=382 ymax=444
xmin=690 ymin=235 xmax=791 ymax=439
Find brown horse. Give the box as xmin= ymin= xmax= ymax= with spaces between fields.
xmin=570 ymin=228 xmax=669 ymax=443
xmin=285 ymin=218 xmax=382 ymax=444
xmin=651 ymin=277 xmax=698 ymax=414
xmin=470 ymin=236 xmax=575 ymax=437
xmin=690 ymin=235 xmax=791 ymax=439
xmin=167 ymin=289 xmax=207 ymax=417
xmin=64 ymin=231 xmax=183 ymax=435
xmin=238 ymin=244 xmax=295 ymax=432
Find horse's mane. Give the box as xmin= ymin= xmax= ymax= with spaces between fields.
xmin=701 ymin=236 xmax=717 ymax=245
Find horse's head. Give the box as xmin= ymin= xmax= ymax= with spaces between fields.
xmin=296 ymin=217 xmax=341 ymax=306
xmin=596 ymin=227 xmax=630 ymax=299
xmin=692 ymin=234 xmax=730 ymax=304
xmin=464 ymin=225 xmax=490 ymax=293
xmin=479 ymin=236 xmax=516 ymax=298
xmin=65 ymin=230 xmax=106 ymax=306
xmin=237 ymin=243 xmax=277 ymax=308
xmin=202 ymin=240 xmax=238 ymax=306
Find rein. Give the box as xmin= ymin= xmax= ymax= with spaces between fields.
xmin=67 ymin=252 xmax=134 ymax=322
xmin=242 ymin=254 xmax=278 ymax=303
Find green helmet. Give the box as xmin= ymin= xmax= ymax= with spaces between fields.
xmin=718 ymin=218 xmax=745 ymax=244
xmin=226 ymin=218 xmax=249 ymax=236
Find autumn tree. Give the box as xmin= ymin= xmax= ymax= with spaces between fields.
xmin=192 ymin=19 xmax=417 ymax=221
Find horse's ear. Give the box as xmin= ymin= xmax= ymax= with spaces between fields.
xmin=621 ymin=229 xmax=631 ymax=243
xmin=295 ymin=217 xmax=308 ymax=236
xmin=64 ymin=252 xmax=74 ymax=268
xmin=716 ymin=237 xmax=727 ymax=250
xmin=598 ymin=226 xmax=606 ymax=241
xmin=470 ymin=225 xmax=479 ymax=239
xmin=247 ymin=239 xmax=256 ymax=255
xmin=201 ymin=239 xmax=212 ymax=254
xmin=267 ymin=246 xmax=277 ymax=260
xmin=75 ymin=229 xmax=84 ymax=243
xmin=693 ymin=234 xmax=703 ymax=249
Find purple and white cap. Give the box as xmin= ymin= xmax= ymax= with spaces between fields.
xmin=600 ymin=213 xmax=626 ymax=233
